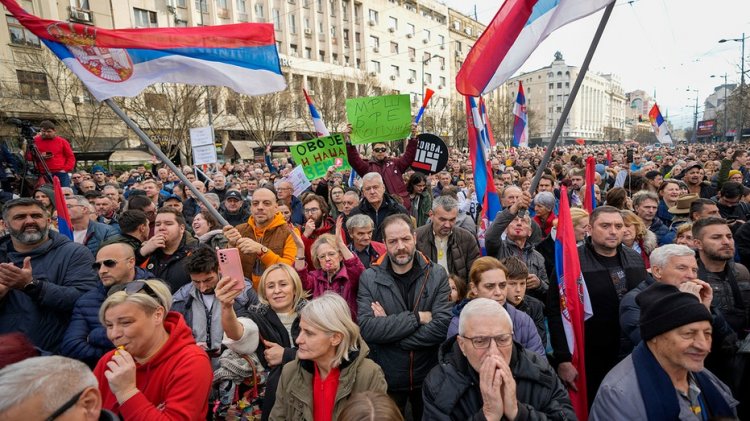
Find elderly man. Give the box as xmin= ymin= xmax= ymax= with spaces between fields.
xmin=423 ymin=298 xmax=575 ymax=420
xmin=0 ymin=356 xmax=117 ymax=420
xmin=346 ymin=214 xmax=385 ymax=269
xmin=591 ymin=283 xmax=738 ymax=419
xmin=633 ymin=190 xmax=675 ymax=246
xmin=219 ymin=190 xmax=250 ymax=226
xmin=341 ymin=190 xmax=360 ymax=217
xmin=0 ymin=198 xmax=98 ymax=353
xmin=349 ymin=172 xmax=407 ymax=242
xmin=61 ymin=242 xmax=153 ymax=367
xmin=357 ymin=214 xmax=451 ymax=421
xmin=416 ymin=196 xmax=479 ymax=281
xmin=275 ymin=180 xmax=304 ymax=225
xmin=65 ymin=196 xmax=120 ymax=258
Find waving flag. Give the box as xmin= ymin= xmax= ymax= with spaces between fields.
xmin=584 ymin=156 xmax=596 ymax=213
xmin=456 ymin=0 xmax=615 ymax=96
xmin=53 ymin=176 xmax=73 ymax=240
xmin=605 ymin=148 xmax=612 ymax=165
xmin=1 ymin=0 xmax=286 ymax=101
xmin=513 ymin=81 xmax=529 ymax=148
xmin=467 ymin=96 xmax=501 ymax=254
xmin=648 ymin=104 xmax=673 ymax=144
xmin=555 ymin=185 xmax=593 ymax=420
xmin=303 ymin=89 xmax=330 ymax=137
xmin=414 ymin=88 xmax=435 ymax=125
xmin=478 ymin=97 xmax=497 ymax=148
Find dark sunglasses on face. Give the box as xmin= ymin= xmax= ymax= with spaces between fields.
xmin=107 ymin=280 xmax=160 ymax=304
xmin=92 ymin=258 xmax=122 ymax=271
xmin=373 ymin=148 xmax=387 ymax=153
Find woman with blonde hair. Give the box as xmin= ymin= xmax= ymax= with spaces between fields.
xmin=94 ymin=279 xmax=212 ymax=420
xmin=216 ymin=263 xmax=309 ymax=420
xmin=620 ymin=210 xmax=657 ymax=268
xmin=270 ymin=292 xmax=387 ymax=420
xmin=337 ymin=391 xmax=404 ymax=421
xmin=570 ymin=207 xmax=591 ymax=245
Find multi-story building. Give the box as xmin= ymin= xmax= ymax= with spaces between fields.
xmin=703 ymin=83 xmax=736 ymax=120
xmin=1 ymin=0 xmax=483 ymax=163
xmin=503 ymin=52 xmax=627 ymax=145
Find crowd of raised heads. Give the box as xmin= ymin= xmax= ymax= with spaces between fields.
xmin=0 ymin=120 xmax=747 ymax=421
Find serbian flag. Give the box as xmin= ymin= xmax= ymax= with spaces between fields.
xmin=53 ymin=176 xmax=73 ymax=240
xmin=555 ymin=185 xmax=593 ymax=420
xmin=584 ymin=156 xmax=596 ymax=213
xmin=456 ymin=0 xmax=614 ymax=96
xmin=605 ymin=149 xmax=612 ymax=165
xmin=649 ymin=104 xmax=674 ymax=144
xmin=479 ymin=97 xmax=496 ymax=148
xmin=303 ymin=89 xmax=330 ymax=137
xmin=467 ymin=96 xmax=501 ymax=254
xmin=512 ymin=81 xmax=529 ymax=148
xmin=1 ymin=0 xmax=286 ymax=101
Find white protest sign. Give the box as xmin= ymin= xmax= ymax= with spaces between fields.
xmin=190 ymin=126 xmax=214 ymax=147
xmin=192 ymin=144 xmax=217 ymax=165
xmin=275 ymin=165 xmax=311 ymax=197
xmin=190 ymin=126 xmax=217 ymax=165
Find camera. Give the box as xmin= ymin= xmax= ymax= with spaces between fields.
xmin=7 ymin=118 xmax=38 ymax=140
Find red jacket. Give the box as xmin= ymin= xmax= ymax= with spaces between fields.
xmin=296 ymin=255 xmax=365 ymax=321
xmin=94 ymin=312 xmax=213 ymax=421
xmin=346 ymin=137 xmax=418 ymax=212
xmin=300 ymin=216 xmax=335 ymax=267
xmin=26 ymin=135 xmax=76 ymax=172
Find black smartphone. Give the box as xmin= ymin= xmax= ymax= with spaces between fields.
xmin=626 ymin=149 xmax=634 ymax=164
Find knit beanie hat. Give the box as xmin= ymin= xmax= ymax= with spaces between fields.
xmin=636 ymin=282 xmax=712 ymax=341
xmin=534 ymin=191 xmax=556 ymax=210
xmin=34 ymin=185 xmax=56 ymax=211
xmin=728 ymin=169 xmax=742 ymax=179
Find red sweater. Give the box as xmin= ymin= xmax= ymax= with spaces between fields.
xmin=26 ymin=135 xmax=76 ymax=172
xmin=94 ymin=312 xmax=212 ymax=421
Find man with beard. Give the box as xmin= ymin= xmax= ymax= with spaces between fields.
xmin=299 ymin=194 xmax=335 ymax=267
xmin=682 ymin=161 xmax=717 ymax=199
xmin=139 ymin=207 xmax=195 ymax=292
xmin=693 ymin=217 xmax=750 ymax=336
xmin=357 ymin=214 xmax=451 ymax=421
xmin=24 ymin=120 xmax=76 ymax=187
xmin=219 ymin=190 xmax=250 ymax=227
xmin=60 ymin=243 xmax=153 ymax=367
xmin=172 ymin=246 xmax=258 ymax=367
xmin=0 ymin=198 xmax=98 ymax=353
xmin=547 ymin=206 xmax=647 ymax=407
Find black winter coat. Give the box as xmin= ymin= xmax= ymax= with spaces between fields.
xmin=349 ymin=193 xmax=408 ymax=242
xmin=422 ymin=337 xmax=576 ymax=420
xmin=415 ymin=223 xmax=480 ymax=282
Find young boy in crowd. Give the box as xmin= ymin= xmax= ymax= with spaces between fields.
xmin=501 ymin=256 xmax=547 ymax=348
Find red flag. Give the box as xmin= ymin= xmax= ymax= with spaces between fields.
xmin=584 ymin=156 xmax=596 ymax=213
xmin=605 ymin=149 xmax=612 ymax=165
xmin=555 ymin=185 xmax=593 ymax=420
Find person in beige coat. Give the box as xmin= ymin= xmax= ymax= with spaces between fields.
xmin=270 ymin=292 xmax=387 ymax=420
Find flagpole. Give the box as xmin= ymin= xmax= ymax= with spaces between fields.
xmin=528 ymin=1 xmax=616 ymax=194
xmin=104 ymin=99 xmax=230 ymax=227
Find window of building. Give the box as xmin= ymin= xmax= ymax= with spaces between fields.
xmin=439 ymin=76 xmax=445 ymax=86
xmin=438 ymin=56 xmax=445 ymax=67
xmin=407 ymin=23 xmax=415 ymax=36
xmin=557 ymin=82 xmax=562 ymax=88
xmin=356 ymin=58 xmax=361 ymax=69
xmin=331 ymin=25 xmax=337 ymax=37
xmin=217 ymin=0 xmax=228 ymax=10
xmin=133 ymin=8 xmax=157 ymax=27
xmin=423 ymin=52 xmax=431 ymax=62
xmin=17 ymin=70 xmax=49 ymax=100
xmin=425 ymin=73 xmax=432 ymax=83
xmin=370 ymin=60 xmax=381 ymax=73
xmin=455 ymin=41 xmax=462 ymax=52
xmin=329 ymin=0 xmax=336 ymax=16
xmin=254 ymin=3 xmax=264 ymax=17
xmin=289 ymin=14 xmax=297 ymax=33
xmin=548 ymin=83 xmax=553 ymax=89
xmin=409 ymin=69 xmax=417 ymax=79
xmin=354 ymin=3 xmax=361 ymax=19
xmin=369 ymin=35 xmax=379 ymax=49
xmin=343 ymin=29 xmax=350 ymax=47
xmin=195 ymin=0 xmax=207 ymax=12
xmin=438 ymin=34 xmax=444 ymax=46
xmin=368 ymin=9 xmax=378 ymax=23
xmin=319 ymin=50 xmax=325 ymax=61
xmin=332 ymin=53 xmax=338 ymax=62
xmin=289 ymin=44 xmax=298 ymax=56
xmin=423 ymin=29 xmax=430 ymax=40
xmin=273 ymin=9 xmax=281 ymax=29
xmin=391 ymin=65 xmax=400 ymax=77
xmin=388 ymin=16 xmax=398 ymax=30
xmin=390 ymin=41 xmax=399 ymax=54
xmin=6 ymin=16 xmax=39 ymax=47
xmin=305 ymin=47 xmax=312 ymax=59
xmin=342 ymin=1 xmax=348 ymax=17
xmin=408 ymin=47 xmax=416 ymax=59
xmin=548 ymin=95 xmax=553 ymax=101
xmin=355 ymin=31 xmax=361 ymax=46
xmin=566 ymin=82 xmax=570 ymax=87
xmin=236 ymin=0 xmax=246 ymax=13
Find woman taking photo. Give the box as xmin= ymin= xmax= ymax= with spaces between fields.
xmin=406 ymin=172 xmax=432 ymax=227
xmin=94 ymin=279 xmax=212 ymax=420
xmin=217 ymin=263 xmax=309 ymax=420
xmin=270 ymin=292 xmax=387 ymax=420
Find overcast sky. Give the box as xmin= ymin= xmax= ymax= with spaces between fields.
xmin=443 ymin=0 xmax=749 ymax=129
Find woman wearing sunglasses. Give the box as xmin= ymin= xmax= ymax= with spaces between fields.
xmin=94 ymin=279 xmax=212 ymax=421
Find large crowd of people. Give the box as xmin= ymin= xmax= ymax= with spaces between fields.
xmin=0 ymin=119 xmax=748 ymax=420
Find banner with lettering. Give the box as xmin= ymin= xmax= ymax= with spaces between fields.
xmin=291 ymin=133 xmax=350 ymax=180
xmin=345 ymin=94 xmax=412 ymax=144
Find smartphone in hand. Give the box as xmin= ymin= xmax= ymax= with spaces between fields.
xmin=217 ymin=248 xmax=245 ymax=291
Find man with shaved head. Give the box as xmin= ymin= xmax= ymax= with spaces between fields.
xmin=223 ymin=188 xmax=297 ymax=288
xmin=60 ymin=242 xmax=154 ymax=367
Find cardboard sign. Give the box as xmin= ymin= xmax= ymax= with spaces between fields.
xmin=345 ymin=94 xmax=412 ymax=144
xmin=411 ymin=133 xmax=448 ymax=174
xmin=291 ymin=134 xmax=351 ymax=180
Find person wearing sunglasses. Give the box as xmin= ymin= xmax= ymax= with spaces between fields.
xmin=0 ymin=356 xmax=118 ymax=421
xmin=95 ymin=279 xmax=212 ymax=420
xmin=61 ymin=243 xmax=154 ymax=367
xmin=344 ymin=122 xmax=419 ymax=213
xmin=422 ymin=298 xmax=575 ymax=421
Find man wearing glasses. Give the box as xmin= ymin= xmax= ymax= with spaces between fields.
xmin=344 ymin=123 xmax=419 ymax=212
xmin=61 ymin=242 xmax=154 ymax=367
xmin=422 ymin=298 xmax=575 ymax=420
xmin=0 ymin=198 xmax=98 ymax=354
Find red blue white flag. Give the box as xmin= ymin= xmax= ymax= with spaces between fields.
xmin=512 ymin=81 xmax=529 ymax=148
xmin=456 ymin=0 xmax=614 ymax=96
xmin=584 ymin=156 xmax=596 ymax=213
xmin=555 ymin=185 xmax=593 ymax=420
xmin=649 ymin=103 xmax=673 ymax=144
xmin=53 ymin=176 xmax=73 ymax=240
xmin=478 ymin=97 xmax=496 ymax=148
xmin=1 ymin=0 xmax=286 ymax=101
xmin=303 ymin=89 xmax=330 ymax=137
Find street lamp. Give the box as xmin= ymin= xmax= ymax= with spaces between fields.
xmin=686 ymin=88 xmax=699 ymax=143
xmin=719 ymin=33 xmax=747 ymax=141
xmin=711 ymin=73 xmax=729 ymax=140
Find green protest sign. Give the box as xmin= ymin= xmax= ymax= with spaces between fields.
xmin=291 ymin=133 xmax=351 ymax=180
xmin=345 ymin=94 xmax=412 ymax=144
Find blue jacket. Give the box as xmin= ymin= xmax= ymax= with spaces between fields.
xmin=60 ymin=267 xmax=153 ymax=367
xmin=290 ymin=195 xmax=305 ymax=226
xmin=649 ymin=217 xmax=675 ymax=246
xmin=656 ymin=199 xmax=674 ymax=227
xmin=84 ymin=220 xmax=119 ymax=256
xmin=0 ymin=231 xmax=98 ymax=353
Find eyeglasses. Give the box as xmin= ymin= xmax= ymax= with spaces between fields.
xmin=373 ymin=148 xmax=387 ymax=153
xmin=107 ymin=280 xmax=160 ymax=304
xmin=92 ymin=258 xmax=125 ymax=271
xmin=304 ymin=207 xmax=320 ymax=214
xmin=45 ymin=389 xmax=85 ymax=421
xmin=461 ymin=333 xmax=514 ymax=349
